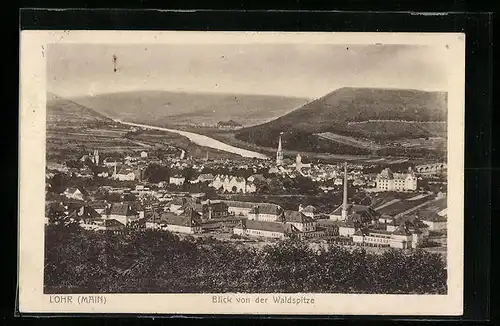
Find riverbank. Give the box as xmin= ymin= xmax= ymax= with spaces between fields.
xmin=113 ymin=120 xmax=269 ymax=159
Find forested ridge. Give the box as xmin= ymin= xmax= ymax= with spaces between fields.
xmin=44 ymin=223 xmax=447 ymax=294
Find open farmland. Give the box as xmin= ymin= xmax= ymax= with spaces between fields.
xmin=411 ymin=197 xmax=447 ymax=216
xmin=346 ymin=120 xmax=447 ymax=140
xmin=375 ymin=194 xmax=436 ymax=217
xmin=370 ymin=192 xmax=417 ymax=210
xmin=316 ymin=132 xmax=384 ymax=151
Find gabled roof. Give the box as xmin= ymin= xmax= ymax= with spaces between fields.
xmin=202 ymin=201 xmax=229 ymax=213
xmin=106 ymin=203 xmax=138 ymax=216
xmin=103 ymin=219 xmax=125 ymax=228
xmin=64 ymin=187 xmax=82 ymax=194
xmin=354 ymin=229 xmax=364 ymax=236
xmin=116 ymin=165 xmax=135 ymax=175
xmin=330 ymin=204 xmax=378 ymax=220
xmin=68 ymin=205 xmax=102 ymax=220
xmin=224 ymin=200 xmax=259 ymax=209
xmin=180 ymin=202 xmax=203 ymax=213
xmin=88 ymin=200 xmax=108 ymax=209
xmin=301 ymin=205 xmax=316 ymax=213
xmin=392 ymin=227 xmax=412 ymax=236
xmin=283 ymin=210 xmax=314 ymax=223
xmin=160 ymin=212 xmax=200 ymax=227
xmin=145 ymin=211 xmax=162 ymax=222
xmin=250 ymin=203 xmax=283 ymax=216
xmin=181 ymin=207 xmax=202 ymax=220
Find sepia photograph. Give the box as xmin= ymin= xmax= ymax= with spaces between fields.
xmin=19 ymin=31 xmax=465 ymax=315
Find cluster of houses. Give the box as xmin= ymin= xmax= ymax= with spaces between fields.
xmin=45 ymin=140 xmax=445 ymax=248
xmin=46 ymin=161 xmax=446 ymax=251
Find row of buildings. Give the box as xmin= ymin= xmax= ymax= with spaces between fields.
xmin=48 ymin=161 xmax=446 ymax=250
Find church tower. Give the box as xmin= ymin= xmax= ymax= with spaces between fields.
xmin=341 ymin=162 xmax=348 ymax=220
xmin=94 ymin=150 xmax=99 ymax=166
xmin=276 ymin=132 xmax=284 ymax=166
xmin=295 ymin=153 xmax=302 ymax=171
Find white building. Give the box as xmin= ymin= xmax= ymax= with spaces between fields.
xmin=140 ymin=151 xmax=148 ymax=158
xmin=376 ymin=168 xmax=417 ymax=192
xmin=169 ymin=175 xmax=186 ymax=186
xmin=161 ymin=213 xmax=203 ymax=234
xmin=247 ymin=204 xmax=284 ymax=222
xmin=421 ymin=214 xmax=447 ymax=231
xmin=224 ymin=200 xmax=257 ymax=217
xmin=112 ymin=165 xmax=137 ymax=181
xmin=298 ymin=204 xmax=316 ymax=219
xmin=63 ymin=187 xmax=85 ymax=201
xmin=338 ymin=223 xmax=356 ymax=237
xmin=104 ymin=202 xmax=140 ymax=226
xmin=103 ymin=157 xmax=121 ymax=167
xmin=210 ymin=175 xmax=249 ymax=193
xmin=282 ymin=210 xmax=317 ymax=232
xmin=352 ymin=224 xmax=426 ymax=249
xmin=233 ymin=219 xmax=297 ymax=239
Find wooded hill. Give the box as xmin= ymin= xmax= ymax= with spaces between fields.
xmin=235 ymin=87 xmax=447 ymax=156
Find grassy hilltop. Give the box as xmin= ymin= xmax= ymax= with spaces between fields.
xmin=235 ymin=87 xmax=448 ymax=157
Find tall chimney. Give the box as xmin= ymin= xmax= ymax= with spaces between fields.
xmin=341 ymin=162 xmax=348 ymax=220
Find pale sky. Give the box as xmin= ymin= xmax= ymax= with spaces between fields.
xmin=47 ymin=43 xmax=450 ymax=99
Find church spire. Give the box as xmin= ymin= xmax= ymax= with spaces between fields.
xmin=341 ymin=162 xmax=348 ymax=220
xmin=276 ymin=132 xmax=284 ymax=165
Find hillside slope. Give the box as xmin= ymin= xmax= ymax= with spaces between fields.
xmin=235 ymin=87 xmax=448 ymax=156
xmin=46 ymin=92 xmax=112 ymax=126
xmin=70 ymin=91 xmax=309 ymax=128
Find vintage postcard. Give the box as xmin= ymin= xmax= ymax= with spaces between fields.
xmin=19 ymin=31 xmax=465 ymax=315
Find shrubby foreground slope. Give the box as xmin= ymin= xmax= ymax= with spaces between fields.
xmin=44 ymin=223 xmax=447 ymax=294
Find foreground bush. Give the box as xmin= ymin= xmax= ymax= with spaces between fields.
xmin=44 ymin=226 xmax=447 ymax=294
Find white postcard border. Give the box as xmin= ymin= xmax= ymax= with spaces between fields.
xmin=19 ymin=31 xmax=465 ymax=315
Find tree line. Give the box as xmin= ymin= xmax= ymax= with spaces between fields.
xmin=44 ymin=223 xmax=447 ymax=294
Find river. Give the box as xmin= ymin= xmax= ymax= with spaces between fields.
xmin=114 ymin=120 xmax=269 ymax=159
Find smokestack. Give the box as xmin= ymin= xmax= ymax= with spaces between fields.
xmin=341 ymin=162 xmax=348 ymax=220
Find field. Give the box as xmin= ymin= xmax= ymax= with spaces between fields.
xmin=346 ymin=120 xmax=447 ymax=140
xmin=316 ymin=132 xmax=384 ymax=151
xmin=375 ymin=194 xmax=436 ymax=217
